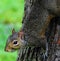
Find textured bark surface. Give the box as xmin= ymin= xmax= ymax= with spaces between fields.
xmin=17 ymin=0 xmax=60 ymax=61
xmin=47 ymin=19 xmax=60 ymax=61
xmin=17 ymin=47 xmax=46 ymax=61
xmin=17 ymin=0 xmax=48 ymax=61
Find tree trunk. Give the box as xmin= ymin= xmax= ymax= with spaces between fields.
xmin=17 ymin=0 xmax=60 ymax=61
xmin=17 ymin=0 xmax=48 ymax=61
xmin=47 ymin=19 xmax=60 ymax=61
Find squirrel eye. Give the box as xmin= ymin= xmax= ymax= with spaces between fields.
xmin=13 ymin=40 xmax=17 ymax=44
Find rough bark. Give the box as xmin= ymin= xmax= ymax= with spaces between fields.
xmin=17 ymin=0 xmax=60 ymax=61
xmin=47 ymin=18 xmax=60 ymax=61
xmin=17 ymin=0 xmax=48 ymax=61
xmin=17 ymin=47 xmax=46 ymax=61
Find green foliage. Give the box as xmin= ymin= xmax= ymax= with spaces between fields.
xmin=0 ymin=51 xmax=17 ymax=61
xmin=0 ymin=0 xmax=24 ymax=24
xmin=0 ymin=0 xmax=24 ymax=61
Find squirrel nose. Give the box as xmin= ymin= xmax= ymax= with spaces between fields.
xmin=4 ymin=48 xmax=8 ymax=52
xmin=4 ymin=47 xmax=11 ymax=52
xmin=4 ymin=47 xmax=9 ymax=52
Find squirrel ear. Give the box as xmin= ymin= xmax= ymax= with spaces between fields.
xmin=18 ymin=29 xmax=23 ymax=37
xmin=18 ymin=31 xmax=24 ymax=40
xmin=18 ymin=32 xmax=20 ymax=37
xmin=12 ymin=28 xmax=15 ymax=34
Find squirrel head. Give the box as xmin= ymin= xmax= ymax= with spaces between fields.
xmin=5 ymin=29 xmax=25 ymax=52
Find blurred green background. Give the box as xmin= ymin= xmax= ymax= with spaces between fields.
xmin=0 ymin=0 xmax=24 ymax=61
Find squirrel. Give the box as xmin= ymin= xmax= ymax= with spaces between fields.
xmin=4 ymin=29 xmax=45 ymax=61
xmin=5 ymin=29 xmax=26 ymax=52
xmin=22 ymin=0 xmax=60 ymax=47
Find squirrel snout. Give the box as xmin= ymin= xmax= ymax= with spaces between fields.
xmin=4 ymin=46 xmax=12 ymax=52
xmin=5 ymin=48 xmax=9 ymax=52
xmin=4 ymin=48 xmax=9 ymax=52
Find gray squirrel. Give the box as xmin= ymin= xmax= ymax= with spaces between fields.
xmin=5 ymin=0 xmax=60 ymax=61
xmin=5 ymin=29 xmax=26 ymax=52
xmin=22 ymin=0 xmax=60 ymax=46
